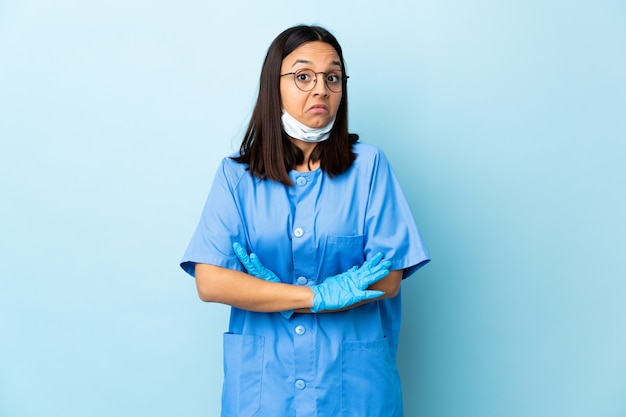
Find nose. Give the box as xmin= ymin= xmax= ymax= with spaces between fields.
xmin=311 ymin=75 xmax=329 ymax=96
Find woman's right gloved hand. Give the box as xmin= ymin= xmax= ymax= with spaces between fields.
xmin=310 ymin=253 xmax=391 ymax=313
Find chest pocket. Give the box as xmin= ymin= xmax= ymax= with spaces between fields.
xmin=319 ymin=235 xmax=365 ymax=280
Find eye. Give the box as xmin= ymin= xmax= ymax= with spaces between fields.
xmin=297 ymin=73 xmax=311 ymax=81
xmin=326 ymin=73 xmax=341 ymax=84
xmin=295 ymin=69 xmax=314 ymax=83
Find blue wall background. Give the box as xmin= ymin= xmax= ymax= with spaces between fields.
xmin=1 ymin=1 xmax=625 ymax=416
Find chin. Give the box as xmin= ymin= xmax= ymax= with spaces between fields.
xmin=306 ymin=117 xmax=333 ymax=128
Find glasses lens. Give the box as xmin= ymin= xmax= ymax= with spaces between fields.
xmin=294 ymin=69 xmax=316 ymax=91
xmin=293 ymin=69 xmax=344 ymax=93
xmin=325 ymin=72 xmax=343 ymax=93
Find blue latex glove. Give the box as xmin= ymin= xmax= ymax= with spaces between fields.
xmin=233 ymin=242 xmax=293 ymax=319
xmin=233 ymin=242 xmax=280 ymax=282
xmin=310 ymin=253 xmax=391 ymax=313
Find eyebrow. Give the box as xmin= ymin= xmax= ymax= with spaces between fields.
xmin=291 ymin=59 xmax=342 ymax=68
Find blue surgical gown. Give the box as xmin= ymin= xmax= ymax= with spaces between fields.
xmin=181 ymin=142 xmax=430 ymax=417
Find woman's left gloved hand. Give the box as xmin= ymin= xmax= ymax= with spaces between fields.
xmin=233 ymin=242 xmax=281 ymax=282
xmin=233 ymin=242 xmax=293 ymax=319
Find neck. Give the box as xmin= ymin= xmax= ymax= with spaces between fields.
xmin=289 ymin=137 xmax=320 ymax=172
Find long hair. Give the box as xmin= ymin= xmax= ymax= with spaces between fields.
xmin=232 ymin=25 xmax=358 ymax=186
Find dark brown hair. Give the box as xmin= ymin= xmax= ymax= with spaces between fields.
xmin=232 ymin=25 xmax=358 ymax=186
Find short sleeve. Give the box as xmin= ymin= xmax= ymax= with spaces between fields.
xmin=362 ymin=149 xmax=430 ymax=279
xmin=180 ymin=159 xmax=246 ymax=277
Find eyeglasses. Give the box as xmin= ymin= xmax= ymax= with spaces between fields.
xmin=280 ymin=68 xmax=348 ymax=93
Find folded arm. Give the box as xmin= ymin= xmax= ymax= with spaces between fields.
xmin=195 ymin=263 xmax=314 ymax=312
xmin=195 ymin=251 xmax=401 ymax=314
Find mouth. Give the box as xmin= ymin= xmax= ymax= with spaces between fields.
xmin=308 ymin=104 xmax=329 ymax=114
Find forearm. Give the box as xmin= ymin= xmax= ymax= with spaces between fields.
xmin=195 ymin=263 xmax=314 ymax=312
xmin=368 ymin=270 xmax=402 ymax=298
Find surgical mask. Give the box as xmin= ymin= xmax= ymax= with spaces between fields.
xmin=281 ymin=110 xmax=335 ymax=143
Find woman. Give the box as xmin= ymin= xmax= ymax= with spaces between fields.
xmin=181 ymin=25 xmax=430 ymax=417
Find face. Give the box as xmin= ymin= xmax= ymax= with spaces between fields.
xmin=280 ymin=41 xmax=343 ymax=129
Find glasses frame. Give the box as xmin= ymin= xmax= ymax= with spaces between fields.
xmin=280 ymin=69 xmax=349 ymax=93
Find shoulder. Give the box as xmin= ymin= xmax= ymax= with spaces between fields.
xmin=353 ymin=141 xmax=388 ymax=160
xmin=352 ymin=141 xmax=391 ymax=170
xmin=215 ymin=154 xmax=249 ymax=189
